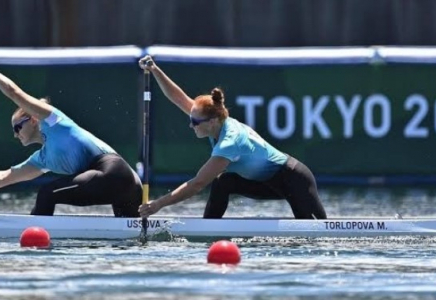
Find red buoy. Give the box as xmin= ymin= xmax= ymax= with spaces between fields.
xmin=20 ymin=227 xmax=51 ymax=248
xmin=207 ymin=240 xmax=241 ymax=265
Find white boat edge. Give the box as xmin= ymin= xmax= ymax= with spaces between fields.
xmin=2 ymin=213 xmax=436 ymax=239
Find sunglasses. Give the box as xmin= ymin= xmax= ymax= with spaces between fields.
xmin=13 ymin=117 xmax=31 ymax=134
xmin=189 ymin=115 xmax=212 ymax=127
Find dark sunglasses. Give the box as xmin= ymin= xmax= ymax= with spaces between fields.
xmin=189 ymin=115 xmax=212 ymax=126
xmin=13 ymin=117 xmax=31 ymax=134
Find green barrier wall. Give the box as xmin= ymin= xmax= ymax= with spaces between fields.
xmin=150 ymin=48 xmax=436 ymax=180
xmin=2 ymin=46 xmax=436 ymax=186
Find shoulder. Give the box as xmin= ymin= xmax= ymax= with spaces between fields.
xmin=222 ymin=118 xmax=252 ymax=144
xmin=43 ymin=107 xmax=73 ymax=127
xmin=213 ymin=118 xmax=244 ymax=155
xmin=222 ymin=117 xmax=243 ymax=136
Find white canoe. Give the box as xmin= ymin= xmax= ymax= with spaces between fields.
xmin=1 ymin=214 xmax=436 ymax=240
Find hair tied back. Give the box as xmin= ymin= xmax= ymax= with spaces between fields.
xmin=211 ymin=88 xmax=224 ymax=105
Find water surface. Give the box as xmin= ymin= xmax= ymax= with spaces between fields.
xmin=1 ymin=186 xmax=436 ymax=299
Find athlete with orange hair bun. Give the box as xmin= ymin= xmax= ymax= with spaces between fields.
xmin=138 ymin=56 xmax=327 ymax=220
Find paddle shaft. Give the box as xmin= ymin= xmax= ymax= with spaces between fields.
xmin=141 ymin=62 xmax=152 ymax=235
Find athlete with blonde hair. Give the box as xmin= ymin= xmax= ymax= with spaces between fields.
xmin=0 ymin=72 xmax=141 ymax=217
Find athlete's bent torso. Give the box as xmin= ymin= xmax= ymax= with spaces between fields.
xmin=13 ymin=108 xmax=142 ymax=217
xmin=204 ymin=118 xmax=327 ymax=219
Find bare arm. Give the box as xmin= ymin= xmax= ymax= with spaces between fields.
xmin=0 ymin=73 xmax=52 ymax=120
xmin=138 ymin=56 xmax=194 ymax=115
xmin=139 ymin=156 xmax=230 ymax=217
xmin=0 ymin=165 xmax=44 ymax=189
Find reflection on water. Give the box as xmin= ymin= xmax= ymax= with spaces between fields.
xmin=1 ymin=235 xmax=436 ymax=299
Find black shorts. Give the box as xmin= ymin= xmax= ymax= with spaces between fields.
xmin=31 ymin=153 xmax=142 ymax=217
xmin=204 ymin=155 xmax=327 ymax=219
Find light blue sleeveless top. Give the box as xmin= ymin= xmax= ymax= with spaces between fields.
xmin=12 ymin=108 xmax=116 ymax=175
xmin=209 ymin=117 xmax=288 ymax=181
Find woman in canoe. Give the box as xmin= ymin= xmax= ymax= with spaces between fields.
xmin=138 ymin=56 xmax=327 ymax=220
xmin=0 ymin=72 xmax=141 ymax=217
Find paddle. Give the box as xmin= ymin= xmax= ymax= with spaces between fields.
xmin=139 ymin=58 xmax=153 ymax=243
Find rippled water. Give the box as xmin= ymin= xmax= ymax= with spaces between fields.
xmin=2 ymin=186 xmax=436 ymax=299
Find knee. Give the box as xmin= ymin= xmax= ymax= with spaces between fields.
xmin=210 ymin=172 xmax=239 ymax=192
xmin=32 ymin=185 xmax=56 ymax=215
xmin=36 ymin=184 xmax=55 ymax=202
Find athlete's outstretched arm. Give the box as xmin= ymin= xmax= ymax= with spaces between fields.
xmin=138 ymin=56 xmax=194 ymax=115
xmin=138 ymin=156 xmax=230 ymax=217
xmin=0 ymin=73 xmax=52 ymax=120
xmin=0 ymin=165 xmax=43 ymax=189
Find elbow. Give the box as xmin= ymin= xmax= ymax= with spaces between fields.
xmin=0 ymin=170 xmax=11 ymax=189
xmin=189 ymin=177 xmax=208 ymax=194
